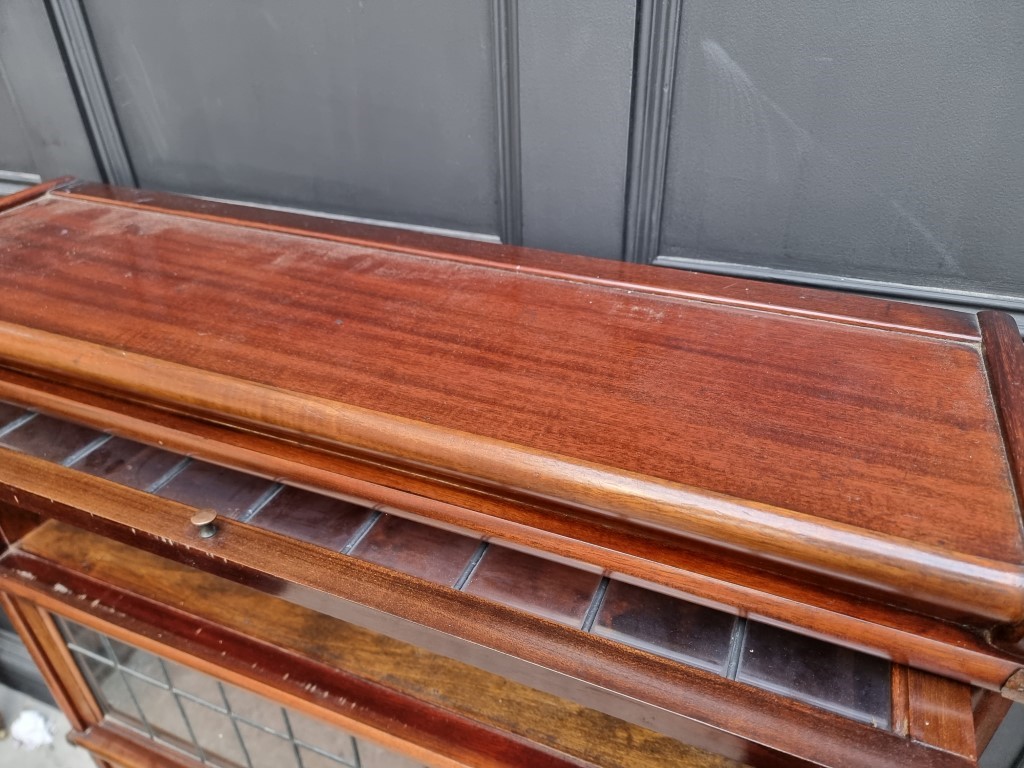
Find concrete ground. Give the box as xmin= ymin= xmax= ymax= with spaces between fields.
xmin=0 ymin=683 xmax=94 ymax=768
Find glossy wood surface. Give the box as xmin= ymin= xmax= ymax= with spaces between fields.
xmin=2 ymin=520 xmax=985 ymax=768
xmin=1 ymin=378 xmax=1019 ymax=691
xmin=0 ymin=458 xmax=984 ymax=767
xmin=7 ymin=522 xmax=746 ymax=768
xmin=974 ymin=690 xmax=1014 ymax=753
xmin=0 ymin=593 xmax=101 ymax=731
xmin=61 ymin=181 xmax=982 ymax=340
xmin=0 ymin=186 xmax=1021 ymax=624
xmin=907 ymin=670 xmax=978 ymax=762
xmin=981 ymin=311 xmax=1024 ymax=527
xmin=71 ymin=723 xmax=212 ymax=768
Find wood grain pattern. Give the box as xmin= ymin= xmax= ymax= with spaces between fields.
xmin=973 ymin=689 xmax=1013 ymax=754
xmin=0 ymin=371 xmax=1017 ymax=690
xmin=0 ymin=593 xmax=101 ymax=731
xmin=0 ymin=189 xmax=1018 ymax=627
xmin=11 ymin=521 xmax=744 ymax=768
xmin=59 ymin=181 xmax=982 ymax=340
xmin=3 ymin=521 xmax=983 ymax=768
xmin=0 ymin=196 xmax=1006 ymax=550
xmin=980 ymin=311 xmax=1024 ymax=514
xmin=890 ymin=665 xmax=910 ymax=737
xmin=0 ymin=466 xmax=978 ymax=767
xmin=0 ymin=177 xmax=71 ymax=214
xmin=907 ymin=670 xmax=977 ymax=762
xmin=0 ymin=179 xmax=1008 ymax=767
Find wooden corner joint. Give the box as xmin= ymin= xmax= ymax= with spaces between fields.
xmin=1001 ymin=669 xmax=1024 ymax=703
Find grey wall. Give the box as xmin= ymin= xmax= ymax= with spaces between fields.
xmin=1 ymin=0 xmax=1022 ymax=310
xmin=655 ymin=1 xmax=1024 ymax=305
xmin=518 ymin=1 xmax=635 ymax=258
xmin=84 ymin=0 xmax=503 ymax=237
xmin=0 ymin=2 xmax=99 ymax=185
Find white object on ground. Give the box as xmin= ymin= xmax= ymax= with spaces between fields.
xmin=10 ymin=710 xmax=53 ymax=750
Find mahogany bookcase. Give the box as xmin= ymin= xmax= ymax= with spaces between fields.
xmin=0 ymin=178 xmax=1022 ymax=767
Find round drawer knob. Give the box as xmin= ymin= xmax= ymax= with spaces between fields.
xmin=190 ymin=508 xmax=218 ymax=539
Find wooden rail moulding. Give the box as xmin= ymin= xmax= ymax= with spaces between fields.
xmin=0 ymin=178 xmax=1022 ymax=767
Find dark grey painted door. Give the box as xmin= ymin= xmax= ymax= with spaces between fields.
xmin=0 ymin=1 xmax=99 ymax=192
xmin=1 ymin=1 xmax=1022 ymax=308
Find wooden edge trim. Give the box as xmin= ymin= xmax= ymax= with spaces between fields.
xmin=2 ymin=557 xmax=580 ymax=768
xmin=0 ymin=484 xmax=978 ymax=768
xmin=0 ymin=549 xmax=969 ymax=768
xmin=0 ymin=177 xmax=73 ymax=214
xmin=0 ymin=368 xmax=1017 ymax=691
xmin=973 ymin=689 xmax=1014 ymax=754
xmin=52 ymin=182 xmax=980 ymax=341
xmin=907 ymin=669 xmax=978 ymax=763
xmin=71 ymin=722 xmax=225 ymax=768
xmin=891 ymin=665 xmax=910 ymax=737
xmin=1001 ymin=669 xmax=1024 ymax=703
xmin=0 ymin=501 xmax=43 ymax=549
xmin=980 ymin=311 xmax=1024 ymax=518
xmin=0 ymin=593 xmax=102 ymax=729
xmin=0 ymin=321 xmax=1020 ymax=624
xmin=1 ymin=550 xmax=756 ymax=768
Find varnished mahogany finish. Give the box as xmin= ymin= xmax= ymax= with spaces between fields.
xmin=0 ymin=182 xmax=1021 ymax=628
xmin=0 ymin=378 xmax=1019 ymax=704
xmin=0 ymin=521 xmax=988 ymax=768
xmin=0 ymin=179 xmax=1021 ymax=765
xmin=0 ymin=366 xmax=1018 ymax=694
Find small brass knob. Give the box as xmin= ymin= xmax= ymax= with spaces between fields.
xmin=190 ymin=509 xmax=218 ymax=538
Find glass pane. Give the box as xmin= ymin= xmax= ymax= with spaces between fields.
xmin=593 ymin=580 xmax=736 ymax=673
xmin=0 ymin=414 xmax=104 ymax=462
xmin=355 ymin=739 xmax=427 ymax=768
xmin=0 ymin=401 xmax=28 ymax=428
xmin=237 ymin=721 xmax=299 ymax=768
xmin=72 ymin=436 xmax=185 ymax=490
xmin=108 ymin=637 xmax=167 ymax=684
xmin=300 ymin=748 xmax=351 ymax=768
xmin=737 ymin=621 xmax=891 ymax=727
xmin=125 ymin=676 xmax=199 ymax=756
xmin=155 ymin=459 xmax=278 ymax=520
xmin=62 ymin=620 xmax=110 ymax=658
xmin=249 ymin=486 xmax=373 ymax=551
xmin=164 ymin=658 xmax=224 ymax=706
xmin=59 ymin=617 xmax=421 ymax=767
xmin=287 ymin=709 xmax=357 ymax=764
xmin=74 ymin=651 xmax=142 ymax=725
xmin=223 ymin=682 xmax=287 ymax=734
xmin=661 ymin=1 xmax=1024 ymax=299
xmin=350 ymin=514 xmax=480 ymax=586
xmin=463 ymin=545 xmax=601 ymax=626
xmin=179 ymin=697 xmax=248 ymax=767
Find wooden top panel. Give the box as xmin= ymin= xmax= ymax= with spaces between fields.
xmin=0 ymin=193 xmax=1019 ymax=569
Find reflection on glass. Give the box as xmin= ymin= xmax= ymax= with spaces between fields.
xmin=57 ymin=617 xmax=426 ymax=767
xmin=351 ymin=513 xmax=480 ymax=586
xmin=155 ymin=460 xmax=278 ymax=520
xmin=249 ymin=486 xmax=373 ymax=551
xmin=0 ymin=414 xmax=104 ymax=463
xmin=73 ymin=436 xmax=185 ymax=490
xmin=0 ymin=402 xmax=28 ymax=429
xmin=593 ymin=580 xmax=736 ymax=673
xmin=463 ymin=545 xmax=602 ymax=626
xmin=737 ymin=621 xmax=891 ymax=727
